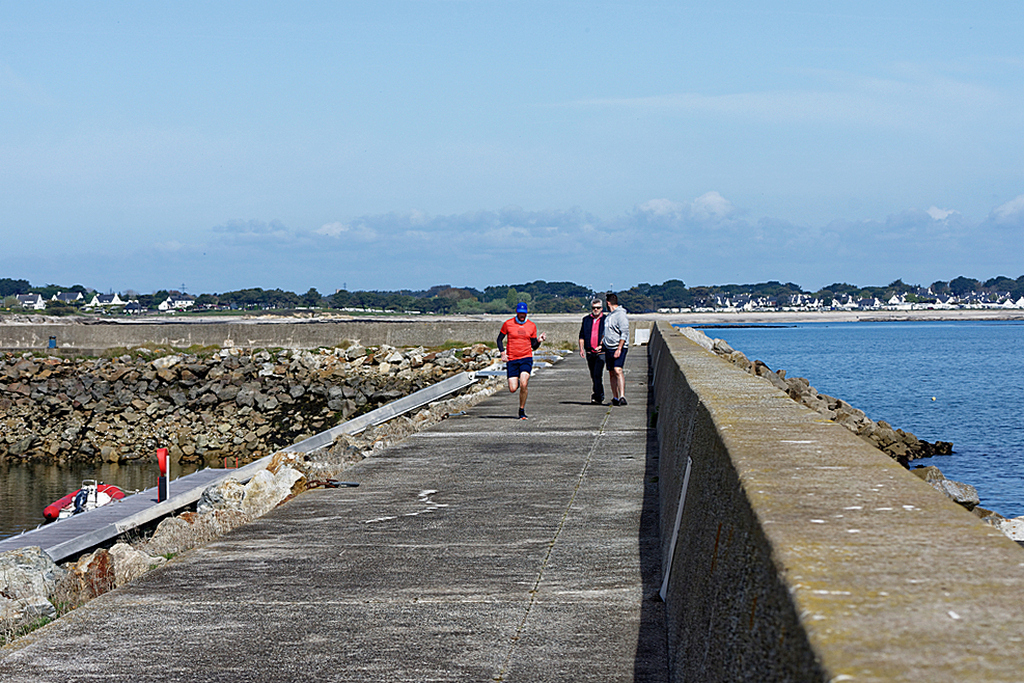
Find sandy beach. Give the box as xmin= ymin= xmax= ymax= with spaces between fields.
xmin=625 ymin=307 xmax=1024 ymax=325
xmin=428 ymin=307 xmax=1024 ymax=326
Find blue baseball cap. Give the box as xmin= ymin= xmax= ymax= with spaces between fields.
xmin=516 ymin=302 xmax=528 ymax=314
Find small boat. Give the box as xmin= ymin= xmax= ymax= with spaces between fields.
xmin=43 ymin=480 xmax=126 ymax=521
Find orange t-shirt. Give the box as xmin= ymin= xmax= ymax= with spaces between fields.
xmin=500 ymin=318 xmax=538 ymax=361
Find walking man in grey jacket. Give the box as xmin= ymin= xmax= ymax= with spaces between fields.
xmin=603 ymin=292 xmax=629 ymax=406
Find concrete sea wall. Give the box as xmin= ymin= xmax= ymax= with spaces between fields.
xmin=0 ymin=319 xmax=600 ymax=353
xmin=649 ymin=321 xmax=1024 ymax=682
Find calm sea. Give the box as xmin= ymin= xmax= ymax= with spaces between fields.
xmin=689 ymin=320 xmax=1024 ymax=518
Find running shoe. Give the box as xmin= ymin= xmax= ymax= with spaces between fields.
xmin=611 ymin=398 xmax=620 ymax=406
xmin=619 ymin=397 xmax=628 ymax=406
xmin=519 ymin=408 xmax=528 ymax=420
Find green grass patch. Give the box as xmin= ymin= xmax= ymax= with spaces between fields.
xmin=94 ymin=342 xmax=224 ymax=361
xmin=427 ymin=340 xmax=494 ymax=352
xmin=0 ymin=616 xmax=53 ymax=646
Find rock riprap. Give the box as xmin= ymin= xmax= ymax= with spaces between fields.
xmin=677 ymin=327 xmax=952 ymax=466
xmin=0 ymin=343 xmax=499 ymax=466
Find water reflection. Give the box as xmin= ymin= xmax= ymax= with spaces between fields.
xmin=0 ymin=459 xmax=202 ymax=541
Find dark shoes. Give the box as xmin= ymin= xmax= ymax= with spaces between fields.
xmin=519 ymin=408 xmax=528 ymax=420
xmin=611 ymin=397 xmax=627 ymax=406
xmin=591 ymin=395 xmax=604 ymax=405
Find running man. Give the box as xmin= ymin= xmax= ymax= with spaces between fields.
xmin=497 ymin=302 xmax=547 ymax=419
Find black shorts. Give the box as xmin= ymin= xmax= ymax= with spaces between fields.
xmin=506 ymin=357 xmax=534 ymax=378
xmin=605 ymin=346 xmax=628 ymax=369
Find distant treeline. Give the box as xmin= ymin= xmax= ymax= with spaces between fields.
xmin=3 ymin=275 xmax=1024 ymax=314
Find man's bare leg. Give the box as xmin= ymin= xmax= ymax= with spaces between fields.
xmin=609 ymin=367 xmax=625 ymax=402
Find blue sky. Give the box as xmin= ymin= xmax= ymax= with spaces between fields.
xmin=2 ymin=1 xmax=1023 ymax=295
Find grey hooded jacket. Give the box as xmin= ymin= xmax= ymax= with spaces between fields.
xmin=602 ymin=306 xmax=629 ymax=350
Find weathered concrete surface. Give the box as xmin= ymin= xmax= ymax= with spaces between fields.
xmin=650 ymin=321 xmax=1024 ymax=682
xmin=0 ymin=353 xmax=666 ymax=681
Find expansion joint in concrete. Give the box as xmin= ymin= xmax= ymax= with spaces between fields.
xmin=493 ymin=406 xmax=613 ymax=681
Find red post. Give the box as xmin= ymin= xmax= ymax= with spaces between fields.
xmin=157 ymin=447 xmax=168 ymax=502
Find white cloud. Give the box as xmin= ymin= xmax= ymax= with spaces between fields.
xmin=992 ymin=194 xmax=1024 ymax=225
xmin=926 ymin=206 xmax=958 ymax=221
xmin=315 ymin=221 xmax=377 ymax=241
xmin=636 ymin=192 xmax=736 ymax=224
xmin=637 ymin=198 xmax=686 ymax=217
xmin=691 ymin=191 xmax=735 ymax=221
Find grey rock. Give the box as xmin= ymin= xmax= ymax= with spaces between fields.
xmin=711 ymin=338 xmax=734 ymax=355
xmin=214 ymin=384 xmax=239 ymax=401
xmin=0 ymin=546 xmax=66 ymax=606
xmin=108 ymin=543 xmax=164 ymax=587
xmin=913 ymin=466 xmax=980 ymax=510
xmin=9 ymin=435 xmax=38 ymax=456
xmin=676 ymin=326 xmax=714 ymax=351
xmin=935 ymin=479 xmax=980 ymax=510
xmin=151 ymin=355 xmax=182 ymax=371
xmin=197 ymin=479 xmax=247 ymax=514
xmin=234 ymin=386 xmax=256 ymax=407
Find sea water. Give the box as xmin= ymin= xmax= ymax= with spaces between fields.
xmin=689 ymin=320 xmax=1024 ymax=518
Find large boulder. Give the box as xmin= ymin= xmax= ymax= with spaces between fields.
xmin=676 ymin=326 xmax=714 ymax=351
xmin=994 ymin=517 xmax=1024 ymax=544
xmin=0 ymin=546 xmax=65 ymax=602
xmin=141 ymin=509 xmax=251 ymax=559
xmin=108 ymin=543 xmax=165 ymax=587
xmin=912 ymin=466 xmax=980 ymax=510
xmin=198 ymin=479 xmax=248 ymax=514
xmin=143 ymin=517 xmax=196 ymax=558
xmin=0 ymin=546 xmax=66 ymax=623
xmin=240 ymin=467 xmax=306 ymax=518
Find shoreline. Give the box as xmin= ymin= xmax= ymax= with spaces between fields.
xmin=3 ymin=307 xmax=1023 ymax=328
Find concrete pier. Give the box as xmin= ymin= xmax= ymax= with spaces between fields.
xmin=650 ymin=321 xmax=1024 ymax=682
xmin=8 ymin=321 xmax=1024 ymax=681
xmin=0 ymin=352 xmax=666 ymax=681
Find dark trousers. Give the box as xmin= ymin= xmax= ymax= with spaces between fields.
xmin=586 ymin=351 xmax=605 ymax=401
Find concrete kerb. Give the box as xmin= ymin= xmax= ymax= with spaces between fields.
xmin=649 ymin=321 xmax=1024 ymax=682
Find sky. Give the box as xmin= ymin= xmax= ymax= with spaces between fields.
xmin=2 ymin=1 xmax=1023 ymax=295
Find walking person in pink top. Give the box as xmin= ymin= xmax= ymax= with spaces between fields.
xmin=578 ymin=297 xmax=606 ymax=404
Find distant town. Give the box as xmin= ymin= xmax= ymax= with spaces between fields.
xmin=2 ymin=275 xmax=1024 ymax=316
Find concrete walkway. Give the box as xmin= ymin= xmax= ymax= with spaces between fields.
xmin=0 ymin=352 xmax=667 ymax=682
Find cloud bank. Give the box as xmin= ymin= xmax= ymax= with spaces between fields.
xmin=4 ymin=192 xmax=1023 ymax=295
